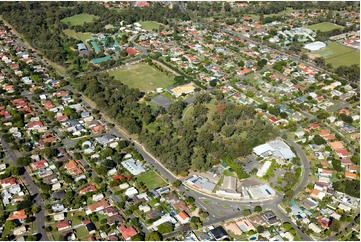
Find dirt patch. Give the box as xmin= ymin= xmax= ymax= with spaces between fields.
xmin=308 ymin=53 xmax=321 ymax=60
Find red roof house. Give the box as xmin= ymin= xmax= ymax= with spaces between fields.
xmin=126 ymin=48 xmax=137 ymax=56
xmin=118 ymin=225 xmax=137 ymax=240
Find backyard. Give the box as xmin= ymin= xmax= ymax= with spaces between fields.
xmin=61 ymin=14 xmax=99 ymax=26
xmin=136 ymin=170 xmax=167 ymax=190
xmin=307 ymin=22 xmax=344 ymax=32
xmin=108 ymin=62 xmax=175 ymax=92
xmin=314 ymin=42 xmax=360 ymax=67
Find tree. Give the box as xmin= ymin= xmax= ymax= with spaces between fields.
xmin=172 ymin=180 xmax=182 ymax=188
xmin=42 ymin=147 xmax=57 ymax=158
xmin=313 ymin=134 xmax=326 ymax=145
xmin=242 ymin=209 xmax=251 ymax=216
xmin=31 ymin=205 xmax=40 ymax=214
xmin=257 ymin=225 xmax=265 ymax=233
xmin=254 ymin=206 xmax=262 ymax=213
xmin=330 ymin=219 xmax=341 ymax=232
xmin=26 ymin=235 xmax=37 ymax=241
xmin=209 ymin=79 xmax=217 ymax=87
xmin=157 ymin=222 xmax=173 ymax=234
xmin=145 ymin=231 xmax=162 ymax=241
xmin=131 ymin=233 xmax=145 ymax=241
xmin=283 ymin=222 xmax=293 ymax=231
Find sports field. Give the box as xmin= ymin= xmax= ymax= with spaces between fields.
xmin=139 ymin=21 xmax=162 ymax=31
xmin=108 ymin=63 xmax=175 ymax=92
xmin=63 ymin=29 xmax=93 ymax=43
xmin=61 ymin=14 xmax=98 ymax=26
xmin=136 ymin=170 xmax=167 ymax=190
xmin=315 ymin=42 xmax=360 ymax=67
xmin=307 ymin=22 xmax=344 ymax=32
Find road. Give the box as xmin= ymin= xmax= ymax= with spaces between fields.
xmin=0 ymin=134 xmax=49 ymax=241
xmin=284 ymin=138 xmax=311 ymax=196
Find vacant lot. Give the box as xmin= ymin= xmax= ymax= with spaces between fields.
xmin=108 ymin=63 xmax=175 ymax=92
xmin=137 ymin=170 xmax=167 ymax=190
xmin=63 ymin=29 xmax=93 ymax=43
xmin=315 ymin=42 xmax=360 ymax=67
xmin=308 ymin=22 xmax=344 ymax=32
xmin=139 ymin=21 xmax=162 ymax=31
xmin=61 ymin=14 xmax=98 ymax=26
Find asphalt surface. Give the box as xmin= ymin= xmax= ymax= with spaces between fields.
xmin=0 ymin=134 xmax=49 ymax=241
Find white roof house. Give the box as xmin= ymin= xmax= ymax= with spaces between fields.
xmin=121 ymin=158 xmax=145 ymax=176
xmin=125 ymin=187 xmax=138 ymax=197
xmin=309 ymin=223 xmax=322 ymax=233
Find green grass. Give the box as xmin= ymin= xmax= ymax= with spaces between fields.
xmin=139 ymin=21 xmax=162 ymax=31
xmin=136 ymin=170 xmax=167 ymax=189
xmin=108 ymin=63 xmax=175 ymax=92
xmin=307 ymin=22 xmax=344 ymax=32
xmin=76 ymin=226 xmax=89 ymax=239
xmin=314 ymin=42 xmax=360 ymax=67
xmin=61 ymin=14 xmax=98 ymax=26
xmin=63 ymin=29 xmax=93 ymax=43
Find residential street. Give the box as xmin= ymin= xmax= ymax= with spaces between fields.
xmin=0 ymin=134 xmax=49 ymax=241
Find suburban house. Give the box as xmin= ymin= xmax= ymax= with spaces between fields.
xmin=7 ymin=210 xmax=27 ymax=223
xmin=117 ymin=225 xmax=137 ymax=240
xmin=83 ymin=220 xmax=97 ymax=234
xmin=86 ymin=200 xmax=112 ymax=215
xmin=57 ymin=221 xmax=71 ymax=231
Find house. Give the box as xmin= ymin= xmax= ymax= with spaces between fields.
xmin=107 ymin=214 xmax=124 ymax=226
xmin=173 ymin=201 xmax=189 ymax=211
xmin=224 ymin=222 xmax=242 ymax=236
xmin=317 ymin=217 xmax=330 ymax=228
xmin=30 ymin=159 xmax=48 ymax=171
xmin=65 ymin=160 xmax=84 ymax=176
xmin=126 ymin=48 xmax=138 ymax=56
xmin=0 ymin=177 xmax=17 ymax=188
xmin=125 ymin=187 xmax=138 ymax=197
xmin=57 ymin=221 xmax=71 ymax=231
xmin=121 ymin=159 xmax=145 ymax=176
xmin=310 ymin=189 xmax=326 ymax=200
xmin=309 ymin=223 xmax=322 ymax=233
xmin=336 ymin=149 xmax=349 ymax=158
xmin=8 ymin=210 xmax=27 ymax=223
xmin=83 ymin=220 xmax=96 ymax=234
xmin=262 ymin=211 xmax=280 ymax=225
xmin=235 ymin=219 xmax=255 ymax=232
xmin=328 ymin=141 xmax=344 ymax=151
xmin=52 ymin=204 xmax=65 ymax=212
xmin=318 ymin=168 xmax=332 ymax=177
xmin=118 ymin=225 xmax=137 ymax=241
xmin=345 ymin=172 xmax=357 ymax=180
xmin=92 ymin=194 xmax=104 ymax=202
xmin=209 ymin=226 xmax=229 ymax=241
xmin=99 ymin=207 xmax=119 ymax=217
xmin=175 ymin=211 xmax=190 ymax=224
xmin=80 ymin=185 xmax=97 ymax=195
xmin=86 ymin=200 xmax=111 ymax=215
